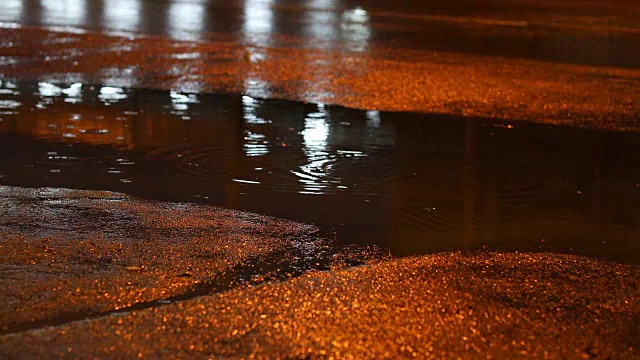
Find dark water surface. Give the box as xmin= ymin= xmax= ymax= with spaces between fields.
xmin=1 ymin=80 xmax=638 ymax=263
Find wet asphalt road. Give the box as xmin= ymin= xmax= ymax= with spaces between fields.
xmin=0 ymin=186 xmax=381 ymax=335
xmin=2 ymin=0 xmax=640 ymax=68
xmin=0 ymin=0 xmax=639 ymax=358
xmin=1 ymin=232 xmax=639 ymax=359
xmin=0 ymin=0 xmax=639 ymax=128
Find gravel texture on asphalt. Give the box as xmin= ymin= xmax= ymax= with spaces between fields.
xmin=1 ymin=251 xmax=638 ymax=359
xmin=0 ymin=185 xmax=335 ymax=334
xmin=0 ymin=26 xmax=638 ymax=131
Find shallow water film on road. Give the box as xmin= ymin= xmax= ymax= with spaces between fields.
xmin=0 ymin=80 xmax=638 ymax=263
xmin=1 ymin=0 xmax=640 ymax=358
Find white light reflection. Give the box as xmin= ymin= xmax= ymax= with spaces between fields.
xmin=99 ymin=67 xmax=139 ymax=89
xmin=244 ymin=131 xmax=269 ymax=157
xmin=304 ymin=2 xmax=371 ymax=52
xmin=301 ymin=105 xmax=329 ymax=151
xmin=39 ymin=188 xmax=66 ymax=196
xmin=63 ymin=83 xmax=82 ymax=96
xmin=41 ymin=0 xmax=87 ymax=27
xmin=242 ymin=96 xmax=270 ymax=124
xmin=366 ymin=110 xmax=380 ymax=127
xmin=0 ymin=85 xmax=18 ymax=96
xmin=171 ymin=52 xmax=201 ymax=60
xmin=342 ymin=7 xmax=368 ymax=22
xmin=170 ymin=91 xmax=198 ymax=105
xmin=294 ymin=103 xmax=331 ymax=194
xmin=243 ymin=78 xmax=272 ymax=100
xmin=242 ymin=0 xmax=273 ymax=97
xmin=306 ymin=4 xmax=338 ymax=43
xmin=0 ymin=99 xmax=21 ymax=116
xmin=243 ymin=0 xmax=273 ymax=47
xmin=169 ymin=90 xmax=198 ymax=119
xmin=340 ymin=7 xmax=371 ymax=52
xmin=37 ymin=82 xmax=84 ymax=106
xmin=98 ymin=86 xmax=127 ymax=105
xmin=0 ymin=80 xmax=16 ymax=89
xmin=63 ymin=83 xmax=83 ymax=103
xmin=36 ymin=82 xmax=58 ymax=109
xmin=0 ymin=0 xmax=22 ymax=23
xmin=38 ymin=82 xmax=62 ymax=97
xmin=242 ymin=95 xmax=270 ymax=157
xmin=103 ymin=0 xmax=141 ymax=32
xmin=243 ymin=131 xmax=269 ymax=157
xmin=168 ymin=0 xmax=205 ymax=40
xmin=232 ymin=179 xmax=261 ymax=185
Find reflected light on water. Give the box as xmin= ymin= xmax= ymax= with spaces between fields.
xmin=63 ymin=83 xmax=83 ymax=103
xmin=5 ymin=82 xmax=132 ymax=147
xmin=302 ymin=104 xmax=329 ymax=152
xmin=99 ymin=86 xmax=127 ymax=105
xmin=296 ymin=104 xmax=331 ymax=194
xmin=366 ymin=110 xmax=381 ymax=128
xmin=37 ymin=82 xmax=83 ymax=105
xmin=38 ymin=82 xmax=63 ymax=97
xmin=242 ymin=96 xmax=270 ymax=125
xmin=168 ymin=0 xmax=206 ymax=40
xmin=243 ymin=131 xmax=269 ymax=157
xmin=0 ymin=99 xmax=21 ymax=117
xmin=169 ymin=90 xmax=198 ymax=119
xmin=1 ymin=81 xmax=639 ymax=263
xmin=103 ymin=0 xmax=141 ymax=32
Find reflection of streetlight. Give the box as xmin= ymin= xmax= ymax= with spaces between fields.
xmin=98 ymin=86 xmax=127 ymax=105
xmin=294 ymin=104 xmax=331 ymax=194
xmin=306 ymin=0 xmax=338 ymax=42
xmin=103 ymin=0 xmax=141 ymax=33
xmin=341 ymin=7 xmax=370 ymax=52
xmin=243 ymin=78 xmax=272 ymax=100
xmin=42 ymin=0 xmax=87 ymax=28
xmin=169 ymin=90 xmax=198 ymax=119
xmin=366 ymin=110 xmax=381 ymax=128
xmin=242 ymin=0 xmax=273 ymax=46
xmin=243 ymin=131 xmax=269 ymax=157
xmin=302 ymin=104 xmax=329 ymax=152
xmin=168 ymin=0 xmax=205 ymax=40
xmin=38 ymin=82 xmax=83 ymax=103
xmin=242 ymin=0 xmax=273 ymax=95
xmin=303 ymin=2 xmax=370 ymax=52
xmin=2 ymin=0 xmax=22 ymax=23
xmin=242 ymin=96 xmax=270 ymax=124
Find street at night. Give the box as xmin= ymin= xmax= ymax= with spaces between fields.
xmin=0 ymin=0 xmax=639 ymax=358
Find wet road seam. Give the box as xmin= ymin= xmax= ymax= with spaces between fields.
xmin=0 ymin=236 xmax=371 ymax=336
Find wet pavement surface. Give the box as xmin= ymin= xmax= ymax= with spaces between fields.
xmin=2 ymin=0 xmax=639 ymax=68
xmin=0 ymin=0 xmax=639 ymax=129
xmin=2 ymin=252 xmax=639 ymax=359
xmin=0 ymin=0 xmax=640 ymax=358
xmin=0 ymin=186 xmax=381 ymax=334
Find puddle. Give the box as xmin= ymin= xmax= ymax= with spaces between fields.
xmin=0 ymin=80 xmax=639 ymax=263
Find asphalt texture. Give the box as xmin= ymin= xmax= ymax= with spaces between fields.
xmin=1 ymin=251 xmax=639 ymax=359
xmin=0 ymin=186 xmax=341 ymax=334
xmin=0 ymin=0 xmax=639 ymax=129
